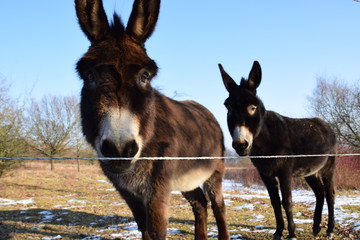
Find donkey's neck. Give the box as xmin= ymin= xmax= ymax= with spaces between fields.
xmin=252 ymin=110 xmax=289 ymax=156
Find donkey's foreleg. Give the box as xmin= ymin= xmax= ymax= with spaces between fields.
xmin=260 ymin=173 xmax=284 ymax=240
xmin=204 ymin=170 xmax=230 ymax=240
xmin=118 ymin=188 xmax=151 ymax=240
xmin=322 ymin=157 xmax=336 ymax=238
xmin=182 ymin=187 xmax=209 ymax=240
xmin=279 ymin=174 xmax=296 ymax=240
xmin=324 ymin=179 xmax=335 ymax=238
xmin=305 ymin=174 xmax=325 ymax=236
xmin=146 ymin=191 xmax=171 ymax=240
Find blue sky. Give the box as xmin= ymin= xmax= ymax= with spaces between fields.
xmin=1 ymin=0 xmax=359 ymax=147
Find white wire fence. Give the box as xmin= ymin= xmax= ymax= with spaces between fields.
xmin=1 ymin=153 xmax=360 ymax=161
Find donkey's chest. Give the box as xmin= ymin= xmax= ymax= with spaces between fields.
xmin=110 ymin=170 xmax=150 ymax=194
xmin=251 ymin=158 xmax=283 ymax=177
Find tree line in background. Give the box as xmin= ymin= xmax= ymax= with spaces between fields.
xmin=0 ymin=79 xmax=95 ymax=176
xmin=0 ymin=77 xmax=359 ymax=178
xmin=308 ymin=77 xmax=360 ymax=150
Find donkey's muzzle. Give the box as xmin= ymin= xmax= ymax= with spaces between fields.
xmin=232 ymin=141 xmax=250 ymax=156
xmin=101 ymin=139 xmax=139 ymax=158
xmin=99 ymin=139 xmax=139 ymax=174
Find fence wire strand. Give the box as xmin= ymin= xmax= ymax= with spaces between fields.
xmin=1 ymin=153 xmax=360 ymax=161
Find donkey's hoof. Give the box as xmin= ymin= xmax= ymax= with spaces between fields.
xmin=272 ymin=235 xmax=282 ymax=240
xmin=326 ymin=232 xmax=334 ymax=239
xmin=312 ymin=227 xmax=321 ymax=236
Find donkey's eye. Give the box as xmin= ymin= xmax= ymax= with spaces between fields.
xmin=86 ymin=72 xmax=96 ymax=84
xmin=247 ymin=105 xmax=257 ymax=116
xmin=139 ymin=71 xmax=150 ymax=84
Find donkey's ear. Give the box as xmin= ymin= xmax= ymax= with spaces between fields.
xmin=126 ymin=0 xmax=160 ymax=43
xmin=218 ymin=64 xmax=238 ymax=92
xmin=75 ymin=0 xmax=110 ymax=43
xmin=247 ymin=61 xmax=262 ymax=91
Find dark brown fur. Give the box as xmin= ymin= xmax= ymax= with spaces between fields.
xmin=219 ymin=61 xmax=336 ymax=240
xmin=74 ymin=0 xmax=229 ymax=239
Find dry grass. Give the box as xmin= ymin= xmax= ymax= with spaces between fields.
xmin=334 ymin=156 xmax=360 ymax=190
xmin=0 ymin=161 xmax=359 ymax=240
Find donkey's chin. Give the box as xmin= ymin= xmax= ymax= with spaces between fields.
xmin=99 ymin=158 xmax=134 ymax=174
xmin=98 ymin=153 xmax=141 ymax=174
xmin=96 ymin=145 xmax=141 ymax=174
xmin=235 ymin=149 xmax=251 ymax=157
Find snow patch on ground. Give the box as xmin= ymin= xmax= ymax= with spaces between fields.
xmin=0 ymin=197 xmax=34 ymax=206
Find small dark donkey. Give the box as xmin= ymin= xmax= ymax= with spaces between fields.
xmin=218 ymin=61 xmax=336 ymax=240
xmin=74 ymin=0 xmax=229 ymax=239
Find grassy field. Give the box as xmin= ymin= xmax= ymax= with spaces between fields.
xmin=0 ymin=161 xmax=359 ymax=240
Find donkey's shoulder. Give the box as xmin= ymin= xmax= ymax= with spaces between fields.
xmin=263 ymin=111 xmax=288 ymax=130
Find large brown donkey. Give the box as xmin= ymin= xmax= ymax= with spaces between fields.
xmin=218 ymin=61 xmax=336 ymax=240
xmin=74 ymin=0 xmax=229 ymax=239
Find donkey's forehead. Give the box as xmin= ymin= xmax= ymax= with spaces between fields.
xmin=227 ymin=87 xmax=259 ymax=105
xmin=84 ymin=35 xmax=151 ymax=66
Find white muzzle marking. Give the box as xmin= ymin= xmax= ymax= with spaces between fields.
xmin=95 ymin=108 xmax=143 ymax=160
xmin=233 ymin=126 xmax=253 ymax=149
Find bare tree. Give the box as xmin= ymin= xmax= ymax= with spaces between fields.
xmin=0 ymin=79 xmax=28 ymax=176
xmin=25 ymin=95 xmax=79 ymax=170
xmin=308 ymin=77 xmax=360 ymax=150
xmin=69 ymin=105 xmax=95 ymax=171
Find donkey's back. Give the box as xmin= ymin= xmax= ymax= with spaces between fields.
xmin=286 ymin=115 xmax=336 ymax=153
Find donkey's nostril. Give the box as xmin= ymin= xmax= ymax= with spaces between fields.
xmin=101 ymin=140 xmax=120 ymax=157
xmin=122 ymin=140 xmax=139 ymax=158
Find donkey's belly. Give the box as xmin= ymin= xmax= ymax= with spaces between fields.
xmin=171 ymin=168 xmax=214 ymax=192
xmin=293 ymin=158 xmax=327 ymax=177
